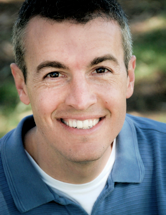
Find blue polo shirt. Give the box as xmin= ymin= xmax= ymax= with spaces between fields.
xmin=0 ymin=114 xmax=166 ymax=214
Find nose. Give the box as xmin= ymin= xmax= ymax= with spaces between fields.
xmin=65 ymin=74 xmax=97 ymax=110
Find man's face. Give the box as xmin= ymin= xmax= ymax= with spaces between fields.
xmin=12 ymin=17 xmax=135 ymax=164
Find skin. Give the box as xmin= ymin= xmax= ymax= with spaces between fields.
xmin=11 ymin=16 xmax=136 ymax=184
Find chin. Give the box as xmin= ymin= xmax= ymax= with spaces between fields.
xmin=65 ymin=148 xmax=106 ymax=165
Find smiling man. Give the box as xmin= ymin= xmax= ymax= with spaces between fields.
xmin=0 ymin=0 xmax=166 ymax=214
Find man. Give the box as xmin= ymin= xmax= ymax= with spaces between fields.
xmin=0 ymin=0 xmax=166 ymax=214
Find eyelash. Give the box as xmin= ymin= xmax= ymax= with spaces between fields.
xmin=93 ymin=67 xmax=111 ymax=74
xmin=44 ymin=72 xmax=62 ymax=78
xmin=44 ymin=67 xmax=111 ymax=79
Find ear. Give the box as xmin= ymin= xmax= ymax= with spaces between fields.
xmin=10 ymin=63 xmax=30 ymax=105
xmin=126 ymin=55 xmax=136 ymax=99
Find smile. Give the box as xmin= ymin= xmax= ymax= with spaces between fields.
xmin=61 ymin=118 xmax=102 ymax=129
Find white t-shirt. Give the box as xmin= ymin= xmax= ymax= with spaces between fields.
xmin=26 ymin=139 xmax=116 ymax=214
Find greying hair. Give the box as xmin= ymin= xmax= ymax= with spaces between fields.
xmin=12 ymin=0 xmax=132 ymax=82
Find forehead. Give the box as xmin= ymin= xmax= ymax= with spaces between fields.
xmin=24 ymin=16 xmax=124 ymax=69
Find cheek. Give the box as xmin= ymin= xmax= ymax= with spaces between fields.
xmin=29 ymin=88 xmax=62 ymax=116
xmin=99 ymin=82 xmax=127 ymax=107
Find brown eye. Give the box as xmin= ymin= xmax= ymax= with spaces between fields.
xmin=47 ymin=72 xmax=60 ymax=78
xmin=95 ymin=68 xmax=109 ymax=73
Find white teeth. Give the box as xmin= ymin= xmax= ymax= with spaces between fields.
xmin=63 ymin=118 xmax=100 ymax=129
xmin=89 ymin=120 xmax=93 ymax=128
xmin=92 ymin=119 xmax=98 ymax=126
xmin=69 ymin=120 xmax=73 ymax=127
xmin=83 ymin=120 xmax=89 ymax=129
xmin=92 ymin=119 xmax=95 ymax=126
xmin=77 ymin=120 xmax=83 ymax=129
xmin=73 ymin=120 xmax=77 ymax=128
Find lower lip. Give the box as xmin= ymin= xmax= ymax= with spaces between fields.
xmin=58 ymin=117 xmax=105 ymax=135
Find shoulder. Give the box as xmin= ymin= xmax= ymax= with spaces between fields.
xmin=126 ymin=113 xmax=166 ymax=134
xmin=126 ymin=114 xmax=166 ymax=161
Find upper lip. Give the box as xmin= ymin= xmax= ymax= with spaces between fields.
xmin=58 ymin=116 xmax=105 ymax=121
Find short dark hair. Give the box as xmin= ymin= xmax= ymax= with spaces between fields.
xmin=12 ymin=0 xmax=132 ymax=82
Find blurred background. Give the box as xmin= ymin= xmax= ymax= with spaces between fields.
xmin=0 ymin=0 xmax=166 ymax=137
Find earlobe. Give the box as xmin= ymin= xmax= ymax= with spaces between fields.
xmin=10 ymin=63 xmax=30 ymax=105
xmin=126 ymin=55 xmax=136 ymax=99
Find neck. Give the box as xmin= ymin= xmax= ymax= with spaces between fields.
xmin=24 ymin=127 xmax=113 ymax=184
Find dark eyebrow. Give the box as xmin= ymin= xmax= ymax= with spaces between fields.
xmin=37 ymin=54 xmax=119 ymax=73
xmin=90 ymin=54 xmax=119 ymax=67
xmin=37 ymin=61 xmax=69 ymax=73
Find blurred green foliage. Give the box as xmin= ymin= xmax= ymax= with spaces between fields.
xmin=0 ymin=78 xmax=19 ymax=113
xmin=134 ymin=29 xmax=166 ymax=79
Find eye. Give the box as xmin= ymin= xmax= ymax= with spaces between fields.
xmin=45 ymin=72 xmax=62 ymax=78
xmin=94 ymin=67 xmax=110 ymax=74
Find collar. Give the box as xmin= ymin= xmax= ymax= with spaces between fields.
xmin=111 ymin=115 xmax=145 ymax=183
